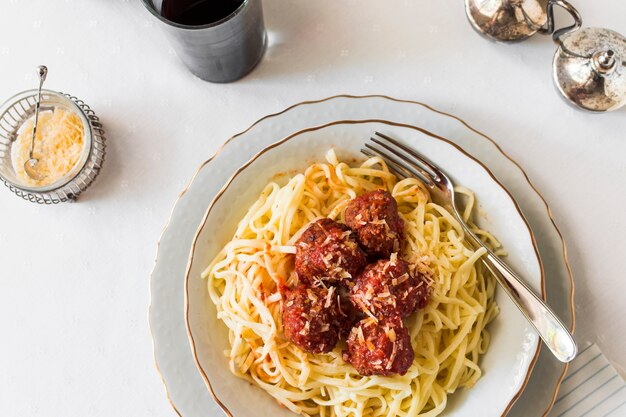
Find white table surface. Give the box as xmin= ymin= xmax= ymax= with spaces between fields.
xmin=0 ymin=1 xmax=624 ymax=416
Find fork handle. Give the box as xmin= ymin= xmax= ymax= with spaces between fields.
xmin=465 ymin=230 xmax=577 ymax=363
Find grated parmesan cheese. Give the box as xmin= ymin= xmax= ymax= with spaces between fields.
xmin=12 ymin=108 xmax=84 ymax=187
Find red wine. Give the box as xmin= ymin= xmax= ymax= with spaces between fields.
xmin=161 ymin=0 xmax=245 ymax=26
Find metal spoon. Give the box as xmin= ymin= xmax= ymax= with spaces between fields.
xmin=24 ymin=65 xmax=48 ymax=181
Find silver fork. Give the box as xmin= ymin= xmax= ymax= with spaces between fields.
xmin=363 ymin=131 xmax=577 ymax=363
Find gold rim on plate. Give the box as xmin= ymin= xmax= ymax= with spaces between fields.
xmin=186 ymin=119 xmax=543 ymax=417
xmin=149 ymin=94 xmax=575 ymax=417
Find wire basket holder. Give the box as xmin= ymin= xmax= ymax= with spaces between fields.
xmin=0 ymin=90 xmax=106 ymax=204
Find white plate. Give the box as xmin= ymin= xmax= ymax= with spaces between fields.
xmin=149 ymin=95 xmax=575 ymax=417
xmin=185 ymin=120 xmax=542 ymax=417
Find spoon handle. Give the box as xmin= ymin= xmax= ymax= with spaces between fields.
xmin=29 ymin=65 xmax=47 ymax=160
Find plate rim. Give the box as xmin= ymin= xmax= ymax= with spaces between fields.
xmin=148 ymin=94 xmax=575 ymax=417
xmin=184 ymin=118 xmax=545 ymax=417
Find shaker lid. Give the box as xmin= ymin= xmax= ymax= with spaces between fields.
xmin=465 ymin=0 xmax=547 ymax=42
xmin=553 ymin=27 xmax=626 ymax=112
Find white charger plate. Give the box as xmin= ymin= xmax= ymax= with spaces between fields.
xmin=149 ymin=95 xmax=575 ymax=417
xmin=185 ymin=120 xmax=542 ymax=417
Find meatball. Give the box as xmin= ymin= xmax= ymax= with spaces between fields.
xmin=282 ymin=285 xmax=339 ymax=354
xmin=350 ymin=256 xmax=429 ymax=319
xmin=295 ymin=218 xmax=367 ymax=286
xmin=343 ymin=316 xmax=414 ymax=376
xmin=345 ymin=189 xmax=403 ymax=258
xmin=336 ymin=289 xmax=363 ymax=340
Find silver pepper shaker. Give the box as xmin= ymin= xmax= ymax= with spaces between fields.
xmin=465 ymin=0 xmax=626 ymax=112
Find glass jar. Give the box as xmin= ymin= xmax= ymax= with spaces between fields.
xmin=0 ymin=90 xmax=106 ymax=203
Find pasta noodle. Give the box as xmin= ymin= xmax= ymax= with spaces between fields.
xmin=202 ymin=150 xmax=500 ymax=417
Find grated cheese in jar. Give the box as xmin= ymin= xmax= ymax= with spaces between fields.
xmin=11 ymin=108 xmax=84 ymax=187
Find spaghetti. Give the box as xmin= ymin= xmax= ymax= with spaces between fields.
xmin=203 ymin=150 xmax=500 ymax=417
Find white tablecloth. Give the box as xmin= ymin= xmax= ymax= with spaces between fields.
xmin=0 ymin=1 xmax=624 ymax=415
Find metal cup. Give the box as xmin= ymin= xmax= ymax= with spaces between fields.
xmin=141 ymin=0 xmax=267 ymax=83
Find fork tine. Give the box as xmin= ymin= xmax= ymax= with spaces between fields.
xmin=364 ymin=143 xmax=434 ymax=186
xmin=361 ymin=149 xmax=409 ymax=180
xmin=373 ymin=131 xmax=443 ymax=181
xmin=366 ymin=138 xmax=436 ymax=186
